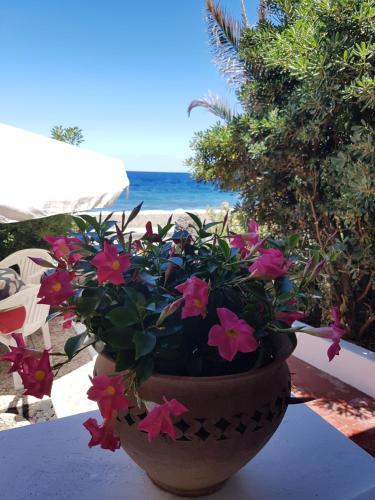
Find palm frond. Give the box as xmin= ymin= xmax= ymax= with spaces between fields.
xmin=241 ymin=0 xmax=250 ymax=27
xmin=187 ymin=92 xmax=236 ymax=122
xmin=205 ymin=0 xmax=247 ymax=86
xmin=258 ymin=1 xmax=267 ymax=21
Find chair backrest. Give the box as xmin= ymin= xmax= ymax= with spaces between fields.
xmin=0 ymin=285 xmax=49 ymax=346
xmin=0 ymin=248 xmax=55 ymax=285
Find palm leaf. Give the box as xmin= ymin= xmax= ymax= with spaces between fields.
xmin=241 ymin=0 xmax=250 ymax=27
xmin=187 ymin=92 xmax=236 ymax=122
xmin=205 ymin=0 xmax=247 ymax=86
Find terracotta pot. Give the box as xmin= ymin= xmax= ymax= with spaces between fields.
xmin=94 ymin=334 xmax=294 ymax=497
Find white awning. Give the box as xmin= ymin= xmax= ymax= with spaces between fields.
xmin=0 ymin=123 xmax=129 ymax=223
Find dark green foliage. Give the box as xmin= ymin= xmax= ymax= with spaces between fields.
xmin=188 ymin=0 xmax=375 ymax=346
xmin=55 ymin=211 xmax=317 ymax=382
xmin=0 ymin=214 xmax=75 ymax=259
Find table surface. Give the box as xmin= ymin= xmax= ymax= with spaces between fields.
xmin=0 ymin=405 xmax=374 ymax=500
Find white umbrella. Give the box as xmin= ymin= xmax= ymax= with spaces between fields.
xmin=0 ymin=123 xmax=129 ymax=223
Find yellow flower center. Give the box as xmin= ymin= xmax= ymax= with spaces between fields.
xmin=226 ymin=328 xmax=238 ymax=338
xmin=106 ymin=385 xmax=116 ymax=396
xmin=52 ymin=282 xmax=62 ymax=293
xmin=193 ymin=298 xmax=203 ymax=309
xmin=111 ymin=260 xmax=121 ymax=270
xmin=34 ymin=370 xmax=46 ymax=381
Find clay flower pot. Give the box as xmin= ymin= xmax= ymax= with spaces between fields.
xmin=94 ymin=333 xmax=295 ymax=497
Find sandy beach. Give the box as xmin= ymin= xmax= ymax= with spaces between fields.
xmin=91 ymin=207 xmax=231 ymax=234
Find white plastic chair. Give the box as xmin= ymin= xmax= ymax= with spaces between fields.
xmin=0 ymin=285 xmax=51 ymax=389
xmin=0 ymin=248 xmax=55 ymax=285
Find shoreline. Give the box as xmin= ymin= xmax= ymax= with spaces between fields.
xmin=84 ymin=208 xmax=232 ymax=231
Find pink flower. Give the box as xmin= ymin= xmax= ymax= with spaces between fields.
xmin=300 ymin=307 xmax=345 ymax=361
xmin=137 ymin=397 xmax=188 ymax=442
xmin=276 ymin=310 xmax=306 ymax=326
xmin=0 ymin=333 xmax=36 ymax=373
xmin=276 ymin=301 xmax=306 ymax=326
xmin=327 ymin=307 xmax=345 ymax=361
xmin=132 ymin=239 xmax=143 ymax=253
xmin=87 ymin=374 xmax=129 ymax=419
xmin=20 ymin=350 xmax=53 ymax=399
xmin=83 ymin=418 xmax=121 ymax=452
xmin=249 ymin=248 xmax=290 ymax=280
xmin=175 ymin=276 xmax=208 ymax=319
xmin=143 ymin=221 xmax=160 ymax=243
xmin=38 ymin=270 xmax=75 ymax=306
xmin=230 ymin=219 xmax=259 ymax=257
xmin=45 ymin=235 xmax=83 ymax=264
xmin=208 ymin=308 xmax=258 ymax=361
xmin=91 ymin=241 xmax=131 ymax=285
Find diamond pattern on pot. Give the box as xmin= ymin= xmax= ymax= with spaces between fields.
xmin=116 ymin=386 xmax=290 ymax=442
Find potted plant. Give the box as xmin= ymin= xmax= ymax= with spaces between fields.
xmin=0 ymin=205 xmax=345 ymax=496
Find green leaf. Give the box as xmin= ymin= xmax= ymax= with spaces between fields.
xmin=115 ymin=350 xmax=135 ymax=371
xmin=218 ymin=238 xmax=231 ymax=259
xmin=72 ymin=216 xmax=88 ymax=233
xmin=204 ymin=221 xmax=221 ymax=230
xmin=106 ymin=306 xmax=139 ymax=327
xmin=76 ymin=297 xmax=98 ymax=316
xmin=100 ymin=326 xmax=134 ymax=349
xmin=133 ymin=331 xmax=156 ymax=360
xmin=135 ymin=356 xmax=154 ymax=385
xmin=79 ymin=214 xmax=100 ymax=233
xmin=158 ymin=223 xmax=174 ymax=239
xmin=168 ymin=256 xmax=184 ymax=267
xmin=287 ymin=234 xmax=300 ymax=249
xmin=64 ymin=332 xmax=87 ymax=360
xmin=186 ymin=212 xmax=203 ymax=229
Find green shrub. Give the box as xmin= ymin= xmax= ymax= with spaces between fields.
xmin=0 ymin=214 xmax=75 ymax=259
xmin=187 ymin=0 xmax=375 ymax=347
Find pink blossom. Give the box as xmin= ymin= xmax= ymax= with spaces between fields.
xmin=175 ymin=276 xmax=208 ymax=319
xmin=83 ymin=417 xmax=121 ymax=452
xmin=300 ymin=307 xmax=345 ymax=361
xmin=0 ymin=333 xmax=36 ymax=373
xmin=230 ymin=219 xmax=259 ymax=257
xmin=314 ymin=259 xmax=325 ymax=274
xmin=137 ymin=397 xmax=188 ymax=442
xmin=276 ymin=310 xmax=306 ymax=326
xmin=20 ymin=350 xmax=53 ymax=399
xmin=276 ymin=301 xmax=306 ymax=326
xmin=45 ymin=235 xmax=83 ymax=264
xmin=87 ymin=374 xmax=129 ymax=419
xmin=38 ymin=270 xmax=75 ymax=306
xmin=132 ymin=239 xmax=143 ymax=253
xmin=249 ymin=248 xmax=290 ymax=280
xmin=91 ymin=241 xmax=131 ymax=285
xmin=208 ymin=308 xmax=258 ymax=361
xmin=143 ymin=221 xmax=160 ymax=243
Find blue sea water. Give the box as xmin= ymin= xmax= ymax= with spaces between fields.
xmin=108 ymin=171 xmax=240 ymax=211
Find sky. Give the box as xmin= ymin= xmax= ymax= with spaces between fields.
xmin=0 ymin=1 xmax=258 ymax=172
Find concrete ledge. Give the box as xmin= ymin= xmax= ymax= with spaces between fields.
xmin=293 ymin=324 xmax=375 ymax=398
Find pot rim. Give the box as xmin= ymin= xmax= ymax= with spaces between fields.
xmin=98 ymin=348 xmax=291 ymax=384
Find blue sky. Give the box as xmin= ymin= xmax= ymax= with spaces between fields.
xmin=0 ymin=1 xmax=258 ymax=172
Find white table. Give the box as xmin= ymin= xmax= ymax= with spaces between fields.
xmin=0 ymin=406 xmax=374 ymax=500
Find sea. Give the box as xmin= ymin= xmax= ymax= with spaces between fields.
xmin=107 ymin=171 xmax=240 ymax=211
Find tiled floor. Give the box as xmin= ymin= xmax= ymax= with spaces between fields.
xmin=288 ymin=356 xmax=375 ymax=457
